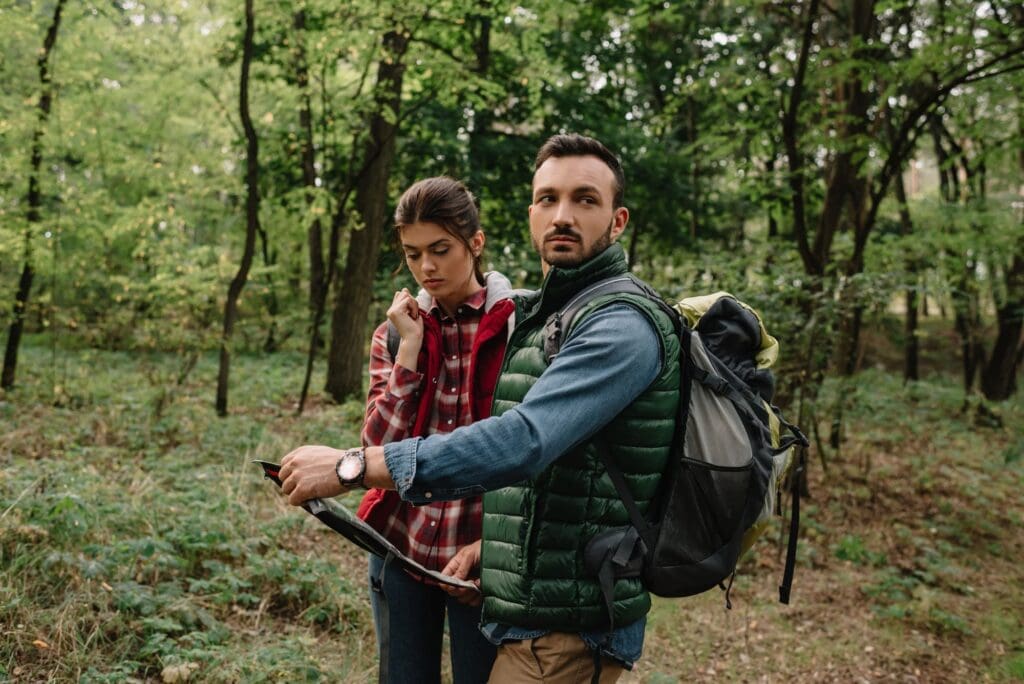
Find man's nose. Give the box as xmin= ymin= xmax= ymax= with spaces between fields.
xmin=552 ymin=199 xmax=574 ymax=226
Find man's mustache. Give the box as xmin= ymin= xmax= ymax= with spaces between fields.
xmin=545 ymin=226 xmax=581 ymax=242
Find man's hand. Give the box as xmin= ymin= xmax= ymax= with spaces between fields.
xmin=441 ymin=540 xmax=483 ymax=606
xmin=279 ymin=445 xmax=345 ymax=506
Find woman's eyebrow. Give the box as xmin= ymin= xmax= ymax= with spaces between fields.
xmin=402 ymin=237 xmax=452 ymax=251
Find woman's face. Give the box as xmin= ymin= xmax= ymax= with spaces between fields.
xmin=399 ymin=221 xmax=484 ymax=306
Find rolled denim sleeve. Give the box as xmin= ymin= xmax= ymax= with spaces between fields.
xmin=382 ymin=303 xmax=662 ymax=503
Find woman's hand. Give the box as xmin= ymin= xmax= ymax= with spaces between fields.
xmin=441 ymin=540 xmax=483 ymax=606
xmin=387 ymin=288 xmax=424 ymax=341
xmin=386 ymin=288 xmax=424 ymax=370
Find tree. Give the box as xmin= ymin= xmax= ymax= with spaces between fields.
xmin=215 ymin=0 xmax=260 ymax=416
xmin=2 ymin=0 xmax=65 ymax=390
xmin=324 ymin=23 xmax=409 ymax=401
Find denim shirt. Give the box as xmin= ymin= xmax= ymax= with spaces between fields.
xmin=383 ymin=303 xmax=662 ymax=668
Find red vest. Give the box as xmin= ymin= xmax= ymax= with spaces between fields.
xmin=356 ymin=298 xmax=515 ymax=529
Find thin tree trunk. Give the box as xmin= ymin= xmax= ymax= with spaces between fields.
xmin=324 ymin=28 xmax=409 ymax=401
xmin=216 ymin=0 xmax=259 ymax=416
xmin=627 ymin=221 xmax=641 ymax=269
xmin=294 ymin=7 xmax=326 ymax=316
xmin=467 ymin=2 xmax=493 ymax=193
xmin=258 ymin=224 xmax=279 ymax=353
xmin=894 ymin=170 xmax=920 ymax=382
xmin=765 ymin=157 xmax=779 ymax=239
xmin=2 ymin=0 xmax=65 ymax=390
xmin=687 ymin=96 xmax=699 ymax=241
xmin=293 ymin=4 xmax=327 ymax=413
xmin=781 ymin=0 xmax=822 ymax=277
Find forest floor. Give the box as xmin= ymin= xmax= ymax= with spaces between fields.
xmin=1 ymin=329 xmax=1022 ymax=683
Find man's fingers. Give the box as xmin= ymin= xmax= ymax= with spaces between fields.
xmin=278 ymin=457 xmax=293 ymax=480
xmin=288 ymin=488 xmax=305 ymax=506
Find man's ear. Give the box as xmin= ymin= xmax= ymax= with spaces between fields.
xmin=610 ymin=206 xmax=629 ymax=242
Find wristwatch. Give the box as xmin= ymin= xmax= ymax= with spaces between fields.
xmin=335 ymin=448 xmax=367 ymax=489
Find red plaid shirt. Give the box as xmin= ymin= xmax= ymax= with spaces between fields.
xmin=362 ymin=288 xmax=488 ymax=572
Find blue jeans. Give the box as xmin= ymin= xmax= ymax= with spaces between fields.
xmin=368 ymin=553 xmax=496 ymax=684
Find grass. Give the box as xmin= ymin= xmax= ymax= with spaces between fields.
xmin=1 ymin=342 xmax=376 ymax=682
xmin=2 ymin=339 xmax=1023 ymax=682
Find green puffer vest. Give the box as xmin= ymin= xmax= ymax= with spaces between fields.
xmin=479 ymin=243 xmax=680 ymax=632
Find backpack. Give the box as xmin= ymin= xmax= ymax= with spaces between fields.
xmin=541 ymin=275 xmax=808 ymax=625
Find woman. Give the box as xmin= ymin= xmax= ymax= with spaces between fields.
xmin=356 ymin=176 xmax=515 ymax=684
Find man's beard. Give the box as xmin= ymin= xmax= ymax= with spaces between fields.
xmin=536 ymin=218 xmax=615 ymax=269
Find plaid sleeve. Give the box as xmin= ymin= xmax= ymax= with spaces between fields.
xmin=362 ymin=322 xmax=424 ymax=447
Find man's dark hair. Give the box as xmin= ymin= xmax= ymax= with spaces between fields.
xmin=534 ymin=134 xmax=625 ymax=208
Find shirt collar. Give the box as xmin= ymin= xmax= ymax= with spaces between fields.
xmin=429 ymin=286 xmax=488 ymax=320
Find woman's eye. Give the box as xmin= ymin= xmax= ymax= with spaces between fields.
xmin=405 ymin=253 xmax=420 ymax=261
xmin=433 ymin=249 xmax=449 ymax=256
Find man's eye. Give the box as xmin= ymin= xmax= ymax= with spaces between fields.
xmin=580 ymin=196 xmax=597 ymax=205
xmin=537 ymin=195 xmax=555 ymax=204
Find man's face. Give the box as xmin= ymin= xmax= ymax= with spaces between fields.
xmin=529 ymin=155 xmax=629 ymax=273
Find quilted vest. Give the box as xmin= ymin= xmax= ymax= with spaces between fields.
xmin=479 ymin=243 xmax=680 ymax=632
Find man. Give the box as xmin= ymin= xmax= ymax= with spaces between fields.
xmin=280 ymin=134 xmax=680 ymax=682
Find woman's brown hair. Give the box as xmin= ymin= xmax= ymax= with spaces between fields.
xmin=393 ymin=177 xmax=485 ymax=285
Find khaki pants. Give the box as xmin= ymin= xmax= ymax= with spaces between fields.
xmin=487 ymin=632 xmax=625 ymax=683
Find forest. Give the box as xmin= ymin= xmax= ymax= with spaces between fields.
xmin=1 ymin=0 xmax=1022 ymax=681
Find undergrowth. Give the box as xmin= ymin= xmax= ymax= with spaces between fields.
xmin=2 ymin=343 xmax=1022 ymax=682
xmin=1 ymin=343 xmax=374 ymax=682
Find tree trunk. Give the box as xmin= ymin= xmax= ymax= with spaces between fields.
xmin=829 ymin=2 xmax=877 ymax=379
xmin=294 ymin=7 xmax=326 ymax=317
xmin=781 ymin=0 xmax=822 ymax=277
xmin=765 ymin=157 xmax=779 ymax=239
xmin=894 ymin=170 xmax=920 ymax=382
xmin=258 ymin=224 xmax=279 ymax=353
xmin=294 ymin=4 xmax=329 ymax=414
xmin=953 ymin=282 xmax=985 ymax=396
xmin=686 ymin=96 xmax=699 ymax=241
xmin=467 ymin=3 xmax=493 ymax=193
xmin=216 ymin=0 xmax=260 ymax=416
xmin=980 ymin=252 xmax=1024 ymax=399
xmin=324 ymin=29 xmax=409 ymax=401
xmin=2 ymin=0 xmax=64 ymax=391
xmin=979 ymin=104 xmax=1024 ymax=399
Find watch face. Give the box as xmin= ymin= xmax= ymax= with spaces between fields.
xmin=337 ymin=454 xmax=362 ymax=482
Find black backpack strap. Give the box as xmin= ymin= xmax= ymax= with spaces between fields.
xmin=385 ymin=321 xmax=400 ymax=361
xmin=778 ymin=456 xmax=802 ymax=606
xmin=595 ymin=443 xmax=656 ymax=552
xmin=542 ymin=275 xmax=653 ymax=363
